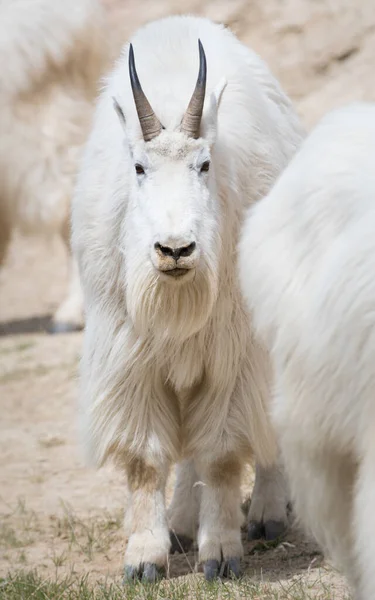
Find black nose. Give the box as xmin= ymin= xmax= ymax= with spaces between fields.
xmin=155 ymin=241 xmax=196 ymax=260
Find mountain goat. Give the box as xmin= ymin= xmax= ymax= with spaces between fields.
xmin=239 ymin=102 xmax=375 ymax=599
xmin=72 ymin=15 xmax=304 ymax=581
xmin=0 ymin=0 xmax=107 ymax=332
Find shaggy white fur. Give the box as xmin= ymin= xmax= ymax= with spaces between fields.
xmin=72 ymin=15 xmax=304 ymax=580
xmin=239 ymin=102 xmax=375 ymax=599
xmin=0 ymin=0 xmax=108 ymax=332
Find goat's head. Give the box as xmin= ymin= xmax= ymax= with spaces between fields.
xmin=114 ymin=41 xmax=226 ymax=340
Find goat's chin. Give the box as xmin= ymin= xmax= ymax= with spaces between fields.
xmin=126 ymin=262 xmax=218 ymax=342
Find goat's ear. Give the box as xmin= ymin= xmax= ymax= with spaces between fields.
xmin=113 ymin=97 xmax=126 ymax=131
xmin=202 ymin=78 xmax=227 ymax=145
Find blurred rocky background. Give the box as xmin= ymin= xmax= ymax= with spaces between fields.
xmin=103 ymin=0 xmax=375 ymax=128
xmin=3 ymin=0 xmax=373 ymax=323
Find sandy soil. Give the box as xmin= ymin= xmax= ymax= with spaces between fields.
xmin=2 ymin=0 xmax=373 ymax=595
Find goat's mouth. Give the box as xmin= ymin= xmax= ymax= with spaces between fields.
xmin=158 ymin=267 xmax=195 ymax=283
xmin=165 ymin=267 xmax=190 ymax=278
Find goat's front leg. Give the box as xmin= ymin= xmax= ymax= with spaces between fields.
xmin=49 ymin=220 xmax=84 ymax=334
xmin=123 ymin=456 xmax=171 ymax=583
xmin=247 ymin=461 xmax=290 ymax=541
xmin=197 ymin=454 xmax=244 ymax=581
xmin=50 ymin=255 xmax=84 ymax=333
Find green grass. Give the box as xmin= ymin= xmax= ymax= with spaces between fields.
xmin=0 ymin=500 xmax=350 ymax=599
xmin=51 ymin=503 xmax=123 ymax=561
xmin=0 ymin=498 xmax=40 ymax=550
xmin=0 ymin=570 xmax=351 ymax=600
xmin=0 ymin=499 xmax=123 ymax=568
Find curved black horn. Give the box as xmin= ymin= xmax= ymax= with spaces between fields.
xmin=129 ymin=43 xmax=163 ymax=142
xmin=181 ymin=39 xmax=207 ymax=139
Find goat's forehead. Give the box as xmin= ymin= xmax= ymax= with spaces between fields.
xmin=145 ymin=132 xmax=205 ymax=161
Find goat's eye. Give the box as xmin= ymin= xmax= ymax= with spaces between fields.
xmin=200 ymin=161 xmax=210 ymax=173
xmin=135 ymin=163 xmax=145 ymax=175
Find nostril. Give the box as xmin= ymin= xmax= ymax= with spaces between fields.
xmin=154 ymin=241 xmax=197 ymax=260
xmin=154 ymin=242 xmax=174 ymax=257
xmin=177 ymin=242 xmax=196 ymax=258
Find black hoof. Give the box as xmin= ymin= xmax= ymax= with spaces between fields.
xmin=169 ymin=531 xmax=193 ymax=554
xmin=204 ymin=559 xmax=220 ymax=581
xmin=203 ymin=557 xmax=241 ymax=581
xmin=142 ymin=563 xmax=159 ymax=583
xmin=47 ymin=320 xmax=83 ymax=334
xmin=247 ymin=520 xmax=264 ymax=541
xmin=123 ymin=562 xmax=164 ymax=584
xmin=248 ymin=519 xmax=287 ymax=541
xmin=222 ymin=557 xmax=241 ymax=579
xmin=124 ymin=565 xmax=137 ymax=582
xmin=264 ymin=519 xmax=287 ymax=541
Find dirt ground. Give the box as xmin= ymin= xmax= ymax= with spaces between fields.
xmin=2 ymin=0 xmax=374 ymax=596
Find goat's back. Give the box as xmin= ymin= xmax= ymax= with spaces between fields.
xmin=239 ymin=102 xmax=375 ymax=452
xmin=0 ymin=0 xmax=108 ymax=234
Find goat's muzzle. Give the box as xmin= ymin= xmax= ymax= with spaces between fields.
xmin=152 ymin=239 xmax=199 ymax=281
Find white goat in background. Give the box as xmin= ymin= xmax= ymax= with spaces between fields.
xmin=72 ymin=15 xmax=304 ymax=581
xmin=0 ymin=0 xmax=108 ymax=332
xmin=239 ymin=102 xmax=375 ymax=600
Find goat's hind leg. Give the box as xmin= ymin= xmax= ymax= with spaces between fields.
xmin=247 ymin=461 xmax=290 ymax=541
xmin=197 ymin=454 xmax=244 ymax=581
xmin=282 ymin=439 xmax=358 ymax=592
xmin=49 ymin=219 xmax=84 ymax=334
xmin=168 ymin=459 xmax=199 ymax=554
xmin=353 ymin=439 xmax=375 ymax=600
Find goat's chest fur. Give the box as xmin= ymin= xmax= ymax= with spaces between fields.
xmin=162 ymin=330 xmax=206 ymax=397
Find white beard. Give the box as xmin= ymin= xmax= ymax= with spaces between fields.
xmin=125 ymin=259 xmax=219 ymax=344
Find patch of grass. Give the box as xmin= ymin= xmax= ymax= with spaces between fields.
xmin=29 ymin=473 xmax=46 ymax=485
xmin=248 ymin=538 xmax=284 ymax=554
xmin=52 ymin=504 xmax=123 ymax=561
xmin=0 ymin=569 xmax=351 ymax=600
xmin=0 ymin=522 xmax=24 ymax=549
xmin=38 ymin=435 xmax=65 ymax=449
xmin=0 ymin=341 xmax=35 ymax=356
xmin=0 ymin=364 xmax=51 ymax=384
xmin=0 ymin=499 xmax=123 ymax=565
xmin=0 ymin=360 xmax=78 ymax=384
xmin=50 ymin=549 xmax=68 ymax=569
xmin=0 ymin=498 xmax=40 ymax=550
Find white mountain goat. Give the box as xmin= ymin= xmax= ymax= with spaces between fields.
xmin=72 ymin=15 xmax=304 ymax=581
xmin=239 ymin=102 xmax=375 ymax=600
xmin=0 ymin=0 xmax=107 ymax=332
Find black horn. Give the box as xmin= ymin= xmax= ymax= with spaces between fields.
xmin=129 ymin=43 xmax=163 ymax=142
xmin=181 ymin=39 xmax=207 ymax=139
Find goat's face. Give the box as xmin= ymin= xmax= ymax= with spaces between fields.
xmin=129 ymin=132 xmax=216 ymax=280
xmin=122 ymin=130 xmax=221 ymax=341
xmin=115 ymin=41 xmax=225 ymax=341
